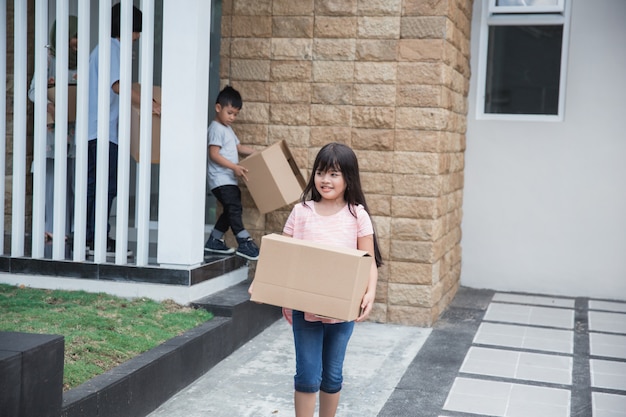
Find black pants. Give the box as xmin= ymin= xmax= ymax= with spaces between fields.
xmin=86 ymin=139 xmax=118 ymax=242
xmin=211 ymin=185 xmax=245 ymax=237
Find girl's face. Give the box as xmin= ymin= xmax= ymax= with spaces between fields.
xmin=215 ymin=103 xmax=240 ymax=127
xmin=314 ymin=167 xmax=346 ymax=203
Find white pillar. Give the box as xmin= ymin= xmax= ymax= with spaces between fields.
xmin=157 ymin=0 xmax=211 ymax=267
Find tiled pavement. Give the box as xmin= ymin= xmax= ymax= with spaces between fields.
xmin=149 ymin=287 xmax=626 ymax=417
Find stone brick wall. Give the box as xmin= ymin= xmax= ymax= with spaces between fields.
xmin=220 ymin=0 xmax=472 ymax=325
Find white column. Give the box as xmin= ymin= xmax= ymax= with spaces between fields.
xmin=157 ymin=0 xmax=211 ymax=267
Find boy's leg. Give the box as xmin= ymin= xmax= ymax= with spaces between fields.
xmin=106 ymin=143 xmax=118 ymax=238
xmin=212 ymin=185 xmax=247 ymax=238
xmin=86 ymin=140 xmax=97 ymax=243
xmin=205 ymin=186 xmax=236 ymax=254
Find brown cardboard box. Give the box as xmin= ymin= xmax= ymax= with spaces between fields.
xmin=47 ymin=84 xmax=77 ymax=124
xmin=250 ymin=234 xmax=373 ymax=321
xmin=130 ymin=84 xmax=161 ymax=163
xmin=239 ymin=140 xmax=306 ymax=214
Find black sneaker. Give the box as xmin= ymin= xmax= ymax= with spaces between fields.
xmin=204 ymin=236 xmax=235 ymax=254
xmin=235 ymin=237 xmax=259 ymax=261
xmin=86 ymin=238 xmax=133 ymax=257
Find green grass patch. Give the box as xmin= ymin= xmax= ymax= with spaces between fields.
xmin=0 ymin=283 xmax=212 ymax=390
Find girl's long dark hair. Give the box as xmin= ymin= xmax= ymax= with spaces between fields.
xmin=301 ymin=142 xmax=383 ymax=267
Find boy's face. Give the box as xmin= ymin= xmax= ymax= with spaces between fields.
xmin=215 ymin=103 xmax=240 ymax=127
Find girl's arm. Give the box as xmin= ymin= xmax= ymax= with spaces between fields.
xmin=356 ymin=234 xmax=378 ymax=322
xmin=209 ymin=145 xmax=250 ymax=181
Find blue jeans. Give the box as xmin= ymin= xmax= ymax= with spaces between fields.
xmin=292 ymin=310 xmax=355 ymax=394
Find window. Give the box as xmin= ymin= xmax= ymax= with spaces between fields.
xmin=476 ymin=0 xmax=571 ymax=120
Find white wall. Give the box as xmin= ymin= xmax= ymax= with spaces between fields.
xmin=462 ymin=0 xmax=626 ymax=299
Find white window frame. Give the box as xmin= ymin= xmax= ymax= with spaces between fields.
xmin=476 ymin=0 xmax=572 ymax=122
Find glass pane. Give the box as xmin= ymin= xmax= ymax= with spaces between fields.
xmin=485 ymin=25 xmax=563 ymax=115
xmin=496 ymin=0 xmax=560 ymax=6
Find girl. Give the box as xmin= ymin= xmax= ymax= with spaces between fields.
xmin=28 ymin=16 xmax=79 ymax=242
xmin=282 ymin=142 xmax=382 ymax=417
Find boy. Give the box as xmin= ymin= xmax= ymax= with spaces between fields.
xmin=204 ymin=86 xmax=259 ymax=261
xmin=86 ymin=4 xmax=160 ymax=255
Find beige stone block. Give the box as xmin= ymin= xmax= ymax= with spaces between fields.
xmin=398 ymin=39 xmax=444 ymax=62
xmin=354 ymin=84 xmax=396 ymax=106
xmin=270 ymin=61 xmax=312 ymax=82
xmin=387 ymin=305 xmax=436 ymax=326
xmin=231 ymin=38 xmax=271 ymax=59
xmin=393 ymin=174 xmax=442 ymax=197
xmin=310 ymin=127 xmax=351 ymax=146
xmin=354 ymin=62 xmax=397 ymax=83
xmin=268 ymin=125 xmax=311 ymax=148
xmin=368 ymin=302 xmax=388 ymax=323
xmin=403 ymin=0 xmax=451 ymax=16
xmin=314 ymin=16 xmax=357 ymax=38
xmin=361 ymin=172 xmax=393 ymax=194
xmin=233 ymin=124 xmax=268 ymax=145
xmin=270 ymin=82 xmax=311 ymax=104
xmin=352 ymin=106 xmax=395 ymax=129
xmin=311 ymin=83 xmax=353 ymax=105
xmin=391 ymin=217 xmax=443 ymax=242
xmin=397 ymin=62 xmax=443 ymax=85
xmin=396 ymin=84 xmax=442 ymax=107
xmin=231 ymin=59 xmax=271 ymax=81
xmin=354 ymin=150 xmax=393 ymax=173
xmin=234 ymin=0 xmax=271 ymax=15
xmin=351 ymin=128 xmax=394 ymax=151
xmin=357 ymin=16 xmax=400 ymax=39
xmin=400 ymin=16 xmax=446 ymax=39
xmin=355 ymin=40 xmax=398 ymax=62
xmin=358 ymin=0 xmax=402 ymax=16
xmin=312 ymin=61 xmax=355 ymax=83
xmin=232 ymin=81 xmax=270 ymax=103
xmin=310 ymin=104 xmax=352 ymax=127
xmin=391 ymin=239 xmax=434 ymax=263
xmin=270 ymin=104 xmax=310 ymax=125
xmin=450 ymin=152 xmax=464 ymax=173
xmin=371 ymin=215 xmax=391 ymax=240
xmin=315 ymin=0 xmax=358 ymax=16
xmin=393 ymin=151 xmax=442 ymax=175
xmin=272 ymin=17 xmax=314 ymax=38
xmin=264 ymin=210 xmax=292 ymax=233
xmin=388 ymin=282 xmax=436 ymax=307
xmin=367 ymin=194 xmax=391 ymax=216
xmin=391 ymin=196 xmax=442 ymax=219
xmin=313 ymin=39 xmax=356 ymax=61
xmin=236 ymin=102 xmax=269 ymax=124
xmin=219 ymin=58 xmax=231 ymax=79
xmin=231 ymin=16 xmax=272 ymax=37
xmin=390 ymin=261 xmax=436 ymax=285
xmin=395 ymin=107 xmax=449 ymax=130
xmin=394 ymin=130 xmax=444 ymax=153
xmin=271 ymin=38 xmax=313 ymax=60
xmin=272 ymin=0 xmax=314 ymax=15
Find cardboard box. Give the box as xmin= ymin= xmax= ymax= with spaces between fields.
xmin=47 ymin=84 xmax=77 ymax=124
xmin=239 ymin=140 xmax=306 ymax=214
xmin=130 ymin=84 xmax=161 ymax=163
xmin=250 ymin=234 xmax=373 ymax=321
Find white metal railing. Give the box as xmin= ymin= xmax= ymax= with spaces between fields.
xmin=4 ymin=0 xmax=157 ymax=265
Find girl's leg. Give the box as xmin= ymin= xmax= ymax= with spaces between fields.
xmin=319 ymin=391 xmax=341 ymax=417
xmin=292 ymin=311 xmax=324 ymax=417
xmin=294 ymin=391 xmax=316 ymax=417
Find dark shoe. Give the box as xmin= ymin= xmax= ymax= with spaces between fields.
xmin=86 ymin=238 xmax=133 ymax=257
xmin=235 ymin=237 xmax=259 ymax=261
xmin=204 ymin=236 xmax=235 ymax=254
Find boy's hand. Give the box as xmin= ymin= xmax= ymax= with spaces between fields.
xmin=152 ymin=99 xmax=161 ymax=116
xmin=234 ymin=165 xmax=249 ymax=181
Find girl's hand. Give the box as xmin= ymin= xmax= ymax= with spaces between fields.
xmin=356 ymin=290 xmax=375 ymax=322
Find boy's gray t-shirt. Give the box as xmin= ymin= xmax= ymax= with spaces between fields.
xmin=207 ymin=120 xmax=240 ymax=190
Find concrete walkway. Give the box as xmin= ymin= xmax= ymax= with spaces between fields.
xmin=148 ymin=287 xmax=626 ymax=417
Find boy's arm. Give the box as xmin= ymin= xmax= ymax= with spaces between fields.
xmin=209 ymin=145 xmax=249 ymax=181
xmin=237 ymin=144 xmax=256 ymax=157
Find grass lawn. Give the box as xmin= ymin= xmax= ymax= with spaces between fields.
xmin=0 ymin=283 xmax=212 ymax=391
